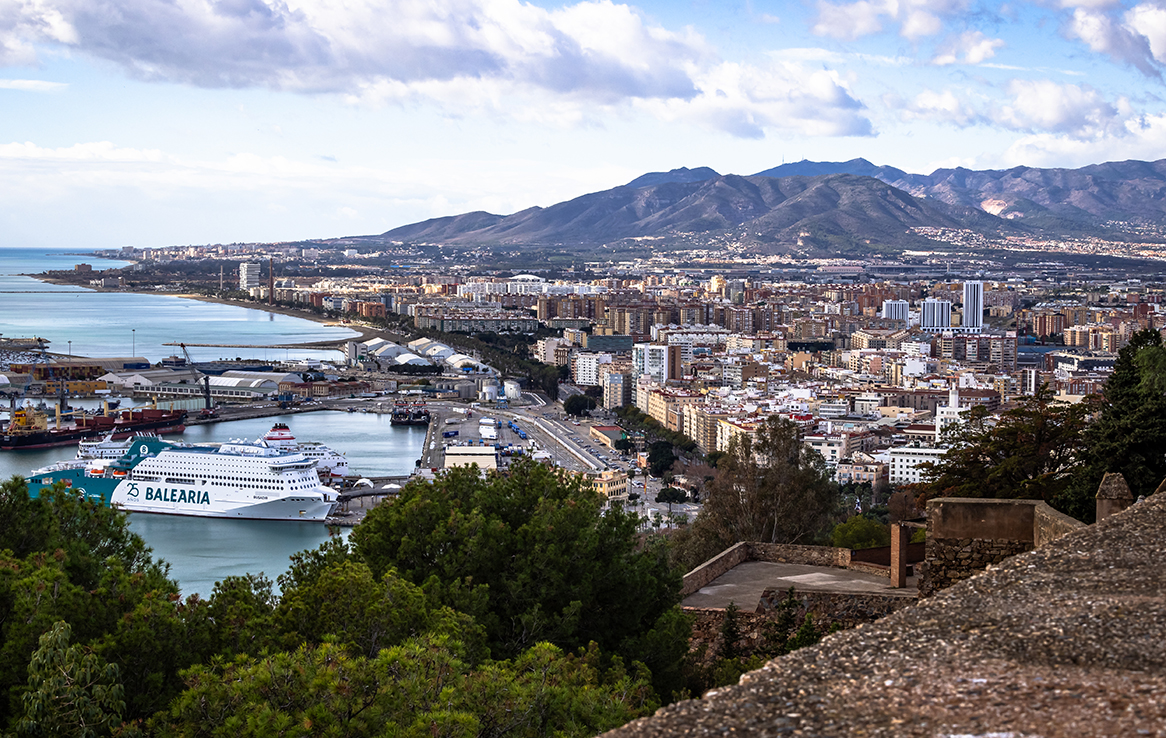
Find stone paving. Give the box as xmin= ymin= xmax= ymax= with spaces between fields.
xmin=681 ymin=560 xmax=916 ymax=610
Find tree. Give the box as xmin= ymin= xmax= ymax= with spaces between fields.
xmin=14 ymin=621 xmax=124 ymax=738
xmin=148 ymin=638 xmax=657 ymax=738
xmin=0 ymin=480 xmax=177 ymax=728
xmin=921 ymin=385 xmax=1089 ymax=514
xmin=830 ymin=516 xmax=891 ymax=550
xmin=348 ymin=459 xmax=685 ymax=695
xmin=563 ymin=394 xmax=596 ymax=417
xmin=647 ymin=441 xmax=677 ymax=478
xmin=672 ymin=417 xmax=840 ymax=571
xmin=1063 ymin=328 xmax=1166 ymax=520
xmin=655 ymin=487 xmax=687 ymax=513
xmin=613 ymin=437 xmax=634 ymax=453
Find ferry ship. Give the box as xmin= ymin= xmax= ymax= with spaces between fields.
xmin=259 ymin=423 xmax=349 ymax=480
xmin=27 ymin=436 xmax=338 ymax=521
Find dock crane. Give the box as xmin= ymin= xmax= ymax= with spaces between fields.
xmin=179 ymin=343 xmax=215 ymax=418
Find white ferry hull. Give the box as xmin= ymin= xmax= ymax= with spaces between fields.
xmin=111 ymin=480 xmax=335 ymax=521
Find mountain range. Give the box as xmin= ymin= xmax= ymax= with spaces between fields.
xmin=373 ymin=158 xmax=1166 ymax=256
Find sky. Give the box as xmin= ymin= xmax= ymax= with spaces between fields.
xmin=4 ymin=0 xmax=1166 ymax=250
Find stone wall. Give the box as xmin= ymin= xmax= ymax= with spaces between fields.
xmin=920 ymin=536 xmax=1032 ymax=595
xmin=1034 ymin=503 xmax=1086 ymax=546
xmin=921 ymin=498 xmax=1086 ymax=597
xmin=685 ymin=607 xmax=772 ymax=662
xmin=748 ymin=542 xmax=851 ymax=568
xmin=684 ymin=590 xmax=914 ymax=663
xmin=681 ymin=542 xmax=851 ymax=596
xmin=757 ymin=589 xmax=915 ymax=628
xmin=680 ymin=542 xmax=751 ymax=597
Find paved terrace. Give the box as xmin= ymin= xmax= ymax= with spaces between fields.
xmin=681 ymin=561 xmax=916 ymax=610
xmin=610 ymin=493 xmax=1166 ymax=737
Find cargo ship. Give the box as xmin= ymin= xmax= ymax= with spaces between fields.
xmin=390 ymin=402 xmax=430 ymax=427
xmin=26 ymin=435 xmax=338 ymax=521
xmin=1 ymin=405 xmax=187 ymax=450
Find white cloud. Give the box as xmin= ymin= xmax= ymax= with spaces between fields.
xmin=3 ymin=0 xmax=705 ymax=100
xmin=811 ymin=0 xmax=967 ymax=41
xmin=898 ymin=88 xmax=983 ymax=126
xmin=995 ymin=79 xmax=1129 ymax=137
xmin=1003 ymin=112 xmax=1166 ymax=167
xmin=0 ymin=0 xmax=878 ymax=140
xmin=1067 ymin=6 xmax=1159 ymax=76
xmin=932 ymin=30 xmax=1005 ymax=65
xmin=0 ymin=78 xmax=67 ymax=91
xmin=1126 ymin=3 xmax=1166 ymax=62
xmin=638 ymin=60 xmax=873 ymax=139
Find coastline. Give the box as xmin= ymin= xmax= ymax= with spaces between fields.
xmin=171 ymin=293 xmax=382 ymax=343
xmin=29 ymin=272 xmax=383 ymax=345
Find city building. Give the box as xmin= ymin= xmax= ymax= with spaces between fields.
xmin=921 ymin=298 xmax=952 ymax=332
xmin=881 ymin=299 xmax=909 ymax=321
xmin=239 ymin=262 xmax=261 ymax=290
xmin=962 ymin=281 xmax=984 ymax=334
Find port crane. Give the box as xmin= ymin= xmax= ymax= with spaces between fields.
xmin=179 ymin=343 xmax=215 ymax=417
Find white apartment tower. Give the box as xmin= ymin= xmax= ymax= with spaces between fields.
xmin=632 ymin=343 xmax=682 ymax=384
xmin=921 ymin=298 xmax=952 ymax=332
xmin=881 ymin=299 xmax=909 ymax=321
xmin=239 ymin=262 xmax=261 ymax=290
xmin=962 ymin=281 xmax=984 ymax=334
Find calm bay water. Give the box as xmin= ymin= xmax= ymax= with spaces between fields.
xmin=0 ymin=248 xmax=424 ymax=597
xmin=0 ymin=247 xmax=359 ymax=362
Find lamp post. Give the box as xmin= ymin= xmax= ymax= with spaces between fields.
xmin=132 ymin=329 xmax=136 ymax=357
xmin=67 ymin=341 xmax=71 ymax=359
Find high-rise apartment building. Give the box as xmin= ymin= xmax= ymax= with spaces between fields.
xmin=962 ymin=281 xmax=984 ymax=334
xmin=239 ymin=262 xmax=261 ymax=290
xmin=632 ymin=343 xmax=683 ymax=384
xmin=881 ymin=299 xmax=909 ymax=321
xmin=921 ymin=298 xmax=952 ymax=332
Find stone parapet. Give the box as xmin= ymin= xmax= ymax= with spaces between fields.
xmin=680 ymin=542 xmax=751 ymax=597
xmin=921 ymin=498 xmax=1085 ymax=597
xmin=748 ymin=542 xmax=851 ymax=568
xmin=681 ymin=542 xmax=852 ymax=597
xmin=1034 ymin=502 xmax=1087 ymax=545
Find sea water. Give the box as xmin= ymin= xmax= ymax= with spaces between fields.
xmin=0 ymin=248 xmax=424 ymax=596
xmin=0 ymin=247 xmax=359 ymax=362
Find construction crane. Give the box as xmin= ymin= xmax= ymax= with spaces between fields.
xmin=179 ymin=343 xmax=215 ymax=417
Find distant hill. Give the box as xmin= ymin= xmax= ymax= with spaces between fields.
xmin=758 ymin=158 xmax=1166 ymax=227
xmin=378 ymin=172 xmax=1017 ymax=255
xmin=625 ymin=166 xmax=720 ymax=188
xmin=370 ymin=157 xmax=1166 ymax=257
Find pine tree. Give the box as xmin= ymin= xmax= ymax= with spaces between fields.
xmin=15 ymin=622 xmax=124 ymax=738
xmin=1061 ymin=328 xmax=1166 ymax=520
